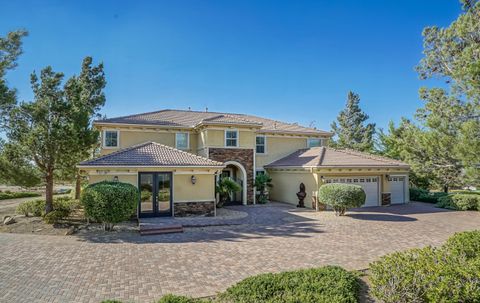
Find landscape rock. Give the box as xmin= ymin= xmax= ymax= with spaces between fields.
xmin=65 ymin=226 xmax=75 ymax=236
xmin=3 ymin=216 xmax=16 ymax=225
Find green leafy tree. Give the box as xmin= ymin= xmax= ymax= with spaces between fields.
xmin=0 ymin=30 xmax=28 ymax=127
xmin=6 ymin=58 xmax=106 ymax=213
xmin=0 ymin=139 xmax=41 ymax=187
xmin=330 ymin=91 xmax=376 ymax=152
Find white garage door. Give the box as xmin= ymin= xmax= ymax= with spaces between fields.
xmin=389 ymin=176 xmax=406 ymax=204
xmin=325 ymin=177 xmax=379 ymax=207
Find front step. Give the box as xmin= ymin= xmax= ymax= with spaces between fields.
xmin=139 ymin=222 xmax=184 ymax=235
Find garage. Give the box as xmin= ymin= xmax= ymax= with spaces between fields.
xmin=265 ymin=147 xmax=410 ymax=209
xmin=324 ymin=177 xmax=380 ymax=207
xmin=389 ymin=176 xmax=406 ymax=204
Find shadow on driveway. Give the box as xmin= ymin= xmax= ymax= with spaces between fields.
xmin=74 ymin=202 xmax=323 ymax=244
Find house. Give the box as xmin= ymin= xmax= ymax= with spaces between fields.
xmin=78 ymin=109 xmax=410 ymax=217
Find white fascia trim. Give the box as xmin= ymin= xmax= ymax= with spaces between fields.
xmin=77 ymin=165 xmax=226 ymax=169
xmin=94 ymin=122 xmax=193 ymax=130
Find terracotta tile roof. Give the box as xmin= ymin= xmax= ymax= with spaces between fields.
xmin=95 ymin=109 xmax=331 ymax=136
xmin=78 ymin=142 xmax=224 ymax=167
xmin=265 ymin=147 xmax=410 ymax=168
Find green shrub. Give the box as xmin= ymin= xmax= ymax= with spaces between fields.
xmin=0 ymin=191 xmax=41 ymax=200
xmin=409 ymin=188 xmax=448 ymax=203
xmin=318 ymin=183 xmax=366 ymax=215
xmin=157 ymin=294 xmax=209 ymax=303
xmin=370 ymin=232 xmax=480 ymax=303
xmin=437 ymin=193 xmax=480 ymax=210
xmin=444 ymin=230 xmax=480 ymax=259
xmin=218 ymin=266 xmax=359 ymax=303
xmin=81 ymin=181 xmax=138 ymax=231
xmin=16 ymin=196 xmax=79 ymax=218
xmin=43 ymin=209 xmax=70 ymax=224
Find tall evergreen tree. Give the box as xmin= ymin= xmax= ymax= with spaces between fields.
xmin=330 ymin=91 xmax=376 ymax=152
xmin=6 ymin=57 xmax=106 ymax=213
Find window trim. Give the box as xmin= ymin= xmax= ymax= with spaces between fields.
xmin=307 ymin=137 xmax=323 ymax=148
xmin=224 ymin=129 xmax=239 ymax=148
xmin=175 ymin=132 xmax=190 ymax=150
xmin=103 ymin=130 xmax=120 ymax=149
xmin=255 ymin=135 xmax=267 ymax=154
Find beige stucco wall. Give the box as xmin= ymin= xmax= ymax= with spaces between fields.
xmin=88 ymin=174 xmax=137 ymax=186
xmin=204 ymin=129 xmax=255 ymax=149
xmin=256 ymin=136 xmax=308 ymax=168
xmin=173 ymin=174 xmax=215 ymax=202
xmin=99 ymin=128 xmax=197 ymax=155
xmin=268 ymin=171 xmax=318 ymax=208
xmin=85 ymin=168 xmax=217 ymax=203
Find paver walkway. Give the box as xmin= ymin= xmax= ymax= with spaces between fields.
xmin=0 ymin=202 xmax=479 ymax=303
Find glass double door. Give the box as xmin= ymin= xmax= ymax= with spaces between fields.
xmin=139 ymin=172 xmax=172 ymax=217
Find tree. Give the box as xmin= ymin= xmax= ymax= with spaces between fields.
xmin=0 ymin=30 xmax=28 ymax=128
xmin=0 ymin=139 xmax=41 ymax=187
xmin=330 ymin=91 xmax=376 ymax=152
xmin=6 ymin=58 xmax=106 ymax=213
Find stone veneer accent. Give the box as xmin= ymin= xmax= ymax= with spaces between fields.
xmin=174 ymin=201 xmax=215 ymax=217
xmin=209 ymin=148 xmax=254 ymax=204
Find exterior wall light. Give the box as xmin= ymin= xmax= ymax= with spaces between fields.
xmin=113 ymin=176 xmax=119 ymax=182
xmin=191 ymin=175 xmax=197 ymax=185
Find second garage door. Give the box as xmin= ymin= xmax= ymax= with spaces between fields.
xmin=325 ymin=177 xmax=380 ymax=207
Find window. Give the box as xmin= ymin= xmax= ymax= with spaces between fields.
xmin=225 ymin=130 xmax=238 ymax=147
xmin=176 ymin=133 xmax=189 ymax=150
xmin=307 ymin=138 xmax=323 ymax=148
xmin=104 ymin=130 xmax=119 ymax=148
xmin=256 ymin=136 xmax=266 ymax=154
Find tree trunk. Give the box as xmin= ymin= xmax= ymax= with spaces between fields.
xmin=45 ymin=172 xmax=54 ymax=214
xmin=443 ymin=184 xmax=449 ymax=193
xmin=75 ymin=172 xmax=81 ymax=200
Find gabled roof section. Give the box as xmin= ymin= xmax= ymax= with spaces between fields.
xmin=78 ymin=142 xmax=224 ymax=167
xmin=95 ymin=109 xmax=331 ymax=136
xmin=265 ymin=147 xmax=409 ymax=168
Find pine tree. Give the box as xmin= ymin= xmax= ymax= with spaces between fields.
xmin=330 ymin=91 xmax=376 ymax=152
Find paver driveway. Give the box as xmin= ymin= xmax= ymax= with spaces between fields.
xmin=1 ymin=202 xmax=479 ymax=303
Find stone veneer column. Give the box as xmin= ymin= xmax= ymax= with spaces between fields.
xmin=208 ymin=148 xmax=254 ymax=204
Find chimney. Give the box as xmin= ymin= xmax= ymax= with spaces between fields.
xmin=205 ymin=107 xmax=208 ymax=112
xmin=188 ymin=107 xmax=191 ymax=111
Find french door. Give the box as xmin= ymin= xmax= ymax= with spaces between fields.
xmin=138 ymin=172 xmax=172 ymax=217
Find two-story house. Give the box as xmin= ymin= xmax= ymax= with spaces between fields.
xmin=78 ymin=109 xmax=409 ymax=217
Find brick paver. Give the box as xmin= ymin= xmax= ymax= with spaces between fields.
xmin=0 ymin=202 xmax=479 ymax=303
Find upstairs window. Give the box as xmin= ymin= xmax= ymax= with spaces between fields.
xmin=307 ymin=138 xmax=323 ymax=148
xmin=256 ymin=136 xmax=266 ymax=154
xmin=104 ymin=130 xmax=119 ymax=148
xmin=176 ymin=133 xmax=189 ymax=150
xmin=225 ymin=130 xmax=238 ymax=147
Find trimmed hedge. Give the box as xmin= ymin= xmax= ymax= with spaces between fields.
xmin=436 ymin=193 xmax=480 ymax=211
xmin=81 ymin=181 xmax=138 ymax=231
xmin=0 ymin=191 xmax=41 ymax=200
xmin=157 ymin=294 xmax=209 ymax=303
xmin=217 ymin=266 xmax=360 ymax=303
xmin=369 ymin=231 xmax=480 ymax=303
xmin=318 ymin=183 xmax=366 ymax=216
xmin=409 ymin=188 xmax=448 ymax=203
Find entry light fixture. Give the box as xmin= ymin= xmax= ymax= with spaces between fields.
xmin=113 ymin=176 xmax=119 ymax=182
xmin=191 ymin=175 xmax=197 ymax=185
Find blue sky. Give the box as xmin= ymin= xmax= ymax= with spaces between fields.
xmin=0 ymin=0 xmax=460 ymax=132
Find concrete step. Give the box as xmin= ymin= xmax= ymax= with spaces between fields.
xmin=139 ymin=222 xmax=184 ymax=235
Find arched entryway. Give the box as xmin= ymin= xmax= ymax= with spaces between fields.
xmin=221 ymin=161 xmax=248 ymax=205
